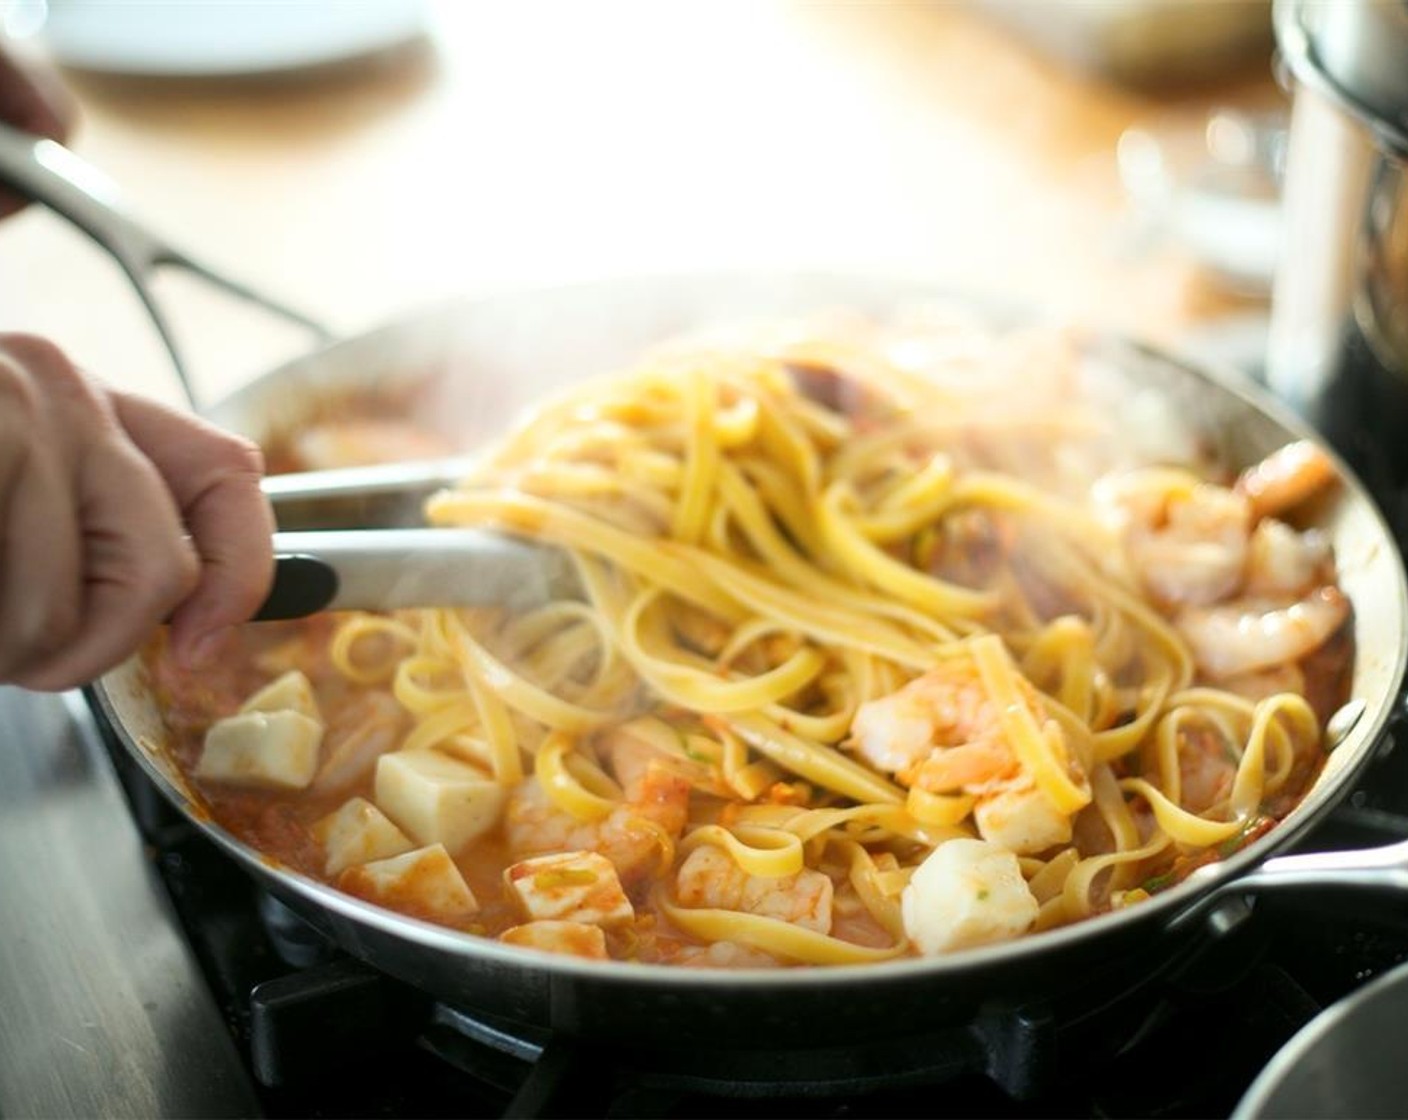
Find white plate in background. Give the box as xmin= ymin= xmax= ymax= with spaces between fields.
xmin=31 ymin=0 xmax=429 ymax=77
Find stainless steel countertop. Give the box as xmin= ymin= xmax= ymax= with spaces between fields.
xmin=0 ymin=687 xmax=260 ymax=1119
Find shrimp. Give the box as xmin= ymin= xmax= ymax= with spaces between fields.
xmin=602 ymin=730 xmax=702 ymax=833
xmin=504 ymin=780 xmax=601 ymax=859
xmin=1177 ymin=521 xmax=1341 ymax=680
xmin=1175 ymin=722 xmax=1238 ymax=815
xmin=850 ymin=659 xmax=1074 ymax=854
xmin=1243 ymin=519 xmax=1333 ymax=599
xmin=850 ymin=658 xmax=1018 ymax=789
xmin=504 ymin=763 xmax=691 ymax=888
xmin=1235 ymin=439 xmax=1337 ymax=521
xmin=312 ymin=691 xmax=407 ymax=795
xmin=1176 ymin=585 xmax=1351 ymax=680
xmin=1095 ymin=442 xmax=1346 ymax=679
xmin=1096 ymin=472 xmax=1252 ymax=607
xmin=673 ymin=844 xmax=834 ymax=934
xmin=1096 ymin=442 xmax=1337 ymax=609
xmin=972 ymin=779 xmax=1073 ymax=854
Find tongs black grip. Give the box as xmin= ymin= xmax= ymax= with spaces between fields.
xmin=253 ymin=461 xmax=574 ymax=620
xmin=256 ymin=528 xmax=574 ymax=620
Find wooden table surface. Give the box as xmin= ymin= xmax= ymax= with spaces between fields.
xmin=0 ymin=1 xmax=1283 ymax=410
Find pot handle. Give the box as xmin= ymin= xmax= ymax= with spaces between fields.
xmin=1170 ymin=837 xmax=1408 ymax=932
xmin=0 ymin=120 xmax=330 ymax=411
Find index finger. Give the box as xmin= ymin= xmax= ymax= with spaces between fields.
xmin=110 ymin=391 xmax=275 ymax=664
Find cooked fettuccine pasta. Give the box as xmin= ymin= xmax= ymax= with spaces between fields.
xmin=155 ymin=314 xmax=1353 ymax=967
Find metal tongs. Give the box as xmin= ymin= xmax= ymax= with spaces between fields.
xmin=256 ymin=459 xmax=576 ymax=620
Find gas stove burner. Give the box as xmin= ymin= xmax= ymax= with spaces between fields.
xmin=232 ymin=939 xmax=1336 ymax=1119
xmin=423 ymin=1001 xmax=1035 ymax=1101
xmin=258 ymin=892 xmax=340 ymax=970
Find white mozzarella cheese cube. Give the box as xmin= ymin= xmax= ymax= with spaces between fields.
xmin=374 ymin=750 xmax=506 ymax=854
xmin=338 ymin=843 xmax=479 ymax=924
xmin=901 ymin=838 xmax=1038 ymax=955
xmin=311 ymin=797 xmax=416 ymax=876
xmin=238 ymin=669 xmax=321 ymax=722
xmin=500 ymin=920 xmax=609 ymax=960
xmin=504 ymin=850 xmax=634 ymax=928
xmin=972 ymin=782 xmax=1072 ymax=855
xmin=196 ymin=711 xmax=322 ymax=791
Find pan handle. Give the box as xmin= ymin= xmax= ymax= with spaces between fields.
xmin=1169 ymin=838 xmax=1408 ymax=933
xmin=1235 ymin=839 xmax=1408 ymax=893
xmin=0 ymin=120 xmax=331 ymax=411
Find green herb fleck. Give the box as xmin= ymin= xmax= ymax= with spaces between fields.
xmin=976 ymin=889 xmax=990 ymax=901
xmin=1141 ymin=871 xmax=1177 ymax=894
xmin=1217 ymin=816 xmax=1268 ymax=858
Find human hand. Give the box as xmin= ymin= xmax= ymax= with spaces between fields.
xmin=0 ymin=46 xmax=75 ymax=219
xmin=0 ymin=333 xmax=275 ymax=690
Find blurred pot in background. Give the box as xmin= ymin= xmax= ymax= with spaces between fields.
xmin=1266 ymin=0 xmax=1408 ymax=538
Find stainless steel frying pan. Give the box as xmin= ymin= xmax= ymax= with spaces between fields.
xmin=6 ymin=121 xmax=1408 ymax=1049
